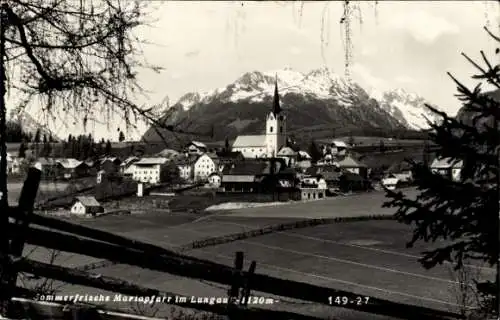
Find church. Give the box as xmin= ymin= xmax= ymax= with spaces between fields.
xmin=231 ymin=77 xmax=287 ymax=158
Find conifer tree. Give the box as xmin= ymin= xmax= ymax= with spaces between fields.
xmin=17 ymin=142 xmax=26 ymax=158
xmin=308 ymin=140 xmax=322 ymax=163
xmin=384 ymin=28 xmax=500 ymax=317
xmin=105 ymin=140 xmax=112 ymax=155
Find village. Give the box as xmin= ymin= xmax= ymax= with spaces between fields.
xmin=4 ymin=81 xmax=462 ymax=217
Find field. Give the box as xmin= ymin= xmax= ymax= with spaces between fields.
xmin=20 ymin=189 xmax=495 ymax=319
xmin=7 ymin=181 xmax=71 ymax=206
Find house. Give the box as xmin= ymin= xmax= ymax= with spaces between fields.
xmin=132 ymin=157 xmax=169 ymax=184
xmin=175 ymin=155 xmax=199 ymax=181
xmin=277 ymin=147 xmax=298 ymax=167
xmin=70 ymin=196 xmax=104 ymax=216
xmin=185 ymin=141 xmax=208 ymax=155
xmin=57 ymin=158 xmax=88 ymax=179
xmin=296 ymin=150 xmax=312 ymax=170
xmin=386 ymin=161 xmax=414 ymax=180
xmin=99 ymin=157 xmax=121 ymax=174
xmin=336 ymin=155 xmax=368 ymax=179
xmin=381 ymin=176 xmax=399 ymax=190
xmin=306 ymin=166 xmax=342 ymax=192
xmin=193 ymin=153 xmax=215 ymax=181
xmin=339 ymin=171 xmax=369 ymax=192
xmin=193 ymin=153 xmax=218 ymax=181
xmin=36 ymin=157 xmax=63 ymax=179
xmin=300 ymin=175 xmax=327 ymax=189
xmin=430 ymin=157 xmax=463 ymax=182
xmin=232 ymin=78 xmax=287 ymax=158
xmin=322 ymin=140 xmax=348 ymax=157
xmin=120 ymin=156 xmax=140 ymax=177
xmin=208 ymin=172 xmax=222 ymax=188
xmin=215 ymin=151 xmax=244 ymax=171
xmin=1 ymin=153 xmax=19 ymax=174
xmin=221 ymin=161 xmax=268 ymax=193
xmin=298 ymin=187 xmax=326 ymax=200
xmin=7 ymin=155 xmax=22 ymax=175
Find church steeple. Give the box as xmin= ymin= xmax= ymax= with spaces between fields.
xmin=272 ymin=74 xmax=281 ymax=115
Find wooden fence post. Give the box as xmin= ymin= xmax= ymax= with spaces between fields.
xmin=240 ymin=260 xmax=256 ymax=306
xmin=6 ymin=164 xmax=41 ymax=317
xmin=228 ymin=251 xmax=244 ymax=305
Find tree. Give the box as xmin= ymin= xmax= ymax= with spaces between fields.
xmin=308 ymin=140 xmax=322 ymax=163
xmin=383 ymin=28 xmax=499 ymax=318
xmin=118 ymin=131 xmax=125 ymax=142
xmin=40 ymin=139 xmax=52 ymax=158
xmin=160 ymin=163 xmax=181 ymax=184
xmin=17 ymin=142 xmax=26 ymax=158
xmin=347 ymin=135 xmax=355 ymax=146
xmin=105 ymin=140 xmax=112 ymax=155
xmin=34 ymin=129 xmax=41 ymax=144
xmin=378 ymin=140 xmax=385 ymax=153
xmin=224 ymin=137 xmax=230 ymax=153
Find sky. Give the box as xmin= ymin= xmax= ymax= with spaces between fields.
xmin=15 ymin=1 xmax=500 ymax=141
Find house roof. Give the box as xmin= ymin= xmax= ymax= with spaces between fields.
xmin=84 ymin=160 xmax=95 ymax=167
xmin=331 ymin=140 xmax=348 ymax=148
xmin=189 ymin=141 xmax=207 ymax=149
xmin=120 ymin=156 xmax=140 ymax=167
xmin=57 ymin=158 xmax=85 ymax=169
xmin=430 ymin=157 xmax=463 ymax=169
xmin=336 ymin=155 xmax=367 ymax=168
xmin=74 ymin=196 xmax=101 ymax=207
xmin=232 ymin=135 xmax=267 ymax=148
xmin=222 ymin=161 xmax=267 ymax=176
xmin=135 ymin=157 xmax=169 ymax=165
xmin=277 ymin=147 xmax=297 ymax=156
xmin=298 ymin=150 xmax=312 ymax=159
xmin=386 ymin=161 xmax=413 ymax=173
xmin=100 ymin=157 xmax=120 ymax=164
xmin=156 ymin=149 xmax=181 ymax=158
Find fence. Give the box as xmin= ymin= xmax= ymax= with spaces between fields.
xmin=0 ymin=166 xmax=465 ymax=320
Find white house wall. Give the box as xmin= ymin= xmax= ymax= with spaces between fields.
xmin=133 ymin=164 xmax=161 ymax=184
xmin=232 ymin=147 xmax=266 ymax=159
xmin=194 ymin=155 xmax=217 ymax=181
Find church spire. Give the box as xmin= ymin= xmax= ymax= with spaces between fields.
xmin=272 ymin=74 xmax=281 ymax=115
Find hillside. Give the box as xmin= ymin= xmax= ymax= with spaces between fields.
xmin=142 ymin=68 xmax=438 ymax=146
xmin=7 ymin=109 xmax=58 ymax=142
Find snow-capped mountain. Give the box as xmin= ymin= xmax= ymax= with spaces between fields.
xmin=374 ymin=88 xmax=441 ymax=130
xmin=143 ymin=67 xmax=432 ymax=143
xmin=176 ymin=67 xmax=368 ymax=110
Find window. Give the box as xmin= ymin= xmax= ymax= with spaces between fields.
xmin=269 ymin=126 xmax=273 ymax=133
xmin=280 ymin=126 xmax=283 ymax=132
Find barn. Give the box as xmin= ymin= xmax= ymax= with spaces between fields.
xmin=71 ymin=196 xmax=104 ymax=216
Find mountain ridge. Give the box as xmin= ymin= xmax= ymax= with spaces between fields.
xmin=142 ymin=67 xmax=440 ymax=144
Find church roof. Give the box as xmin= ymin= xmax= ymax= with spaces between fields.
xmin=272 ymin=76 xmax=281 ymax=115
xmin=232 ymin=135 xmax=267 ymax=148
